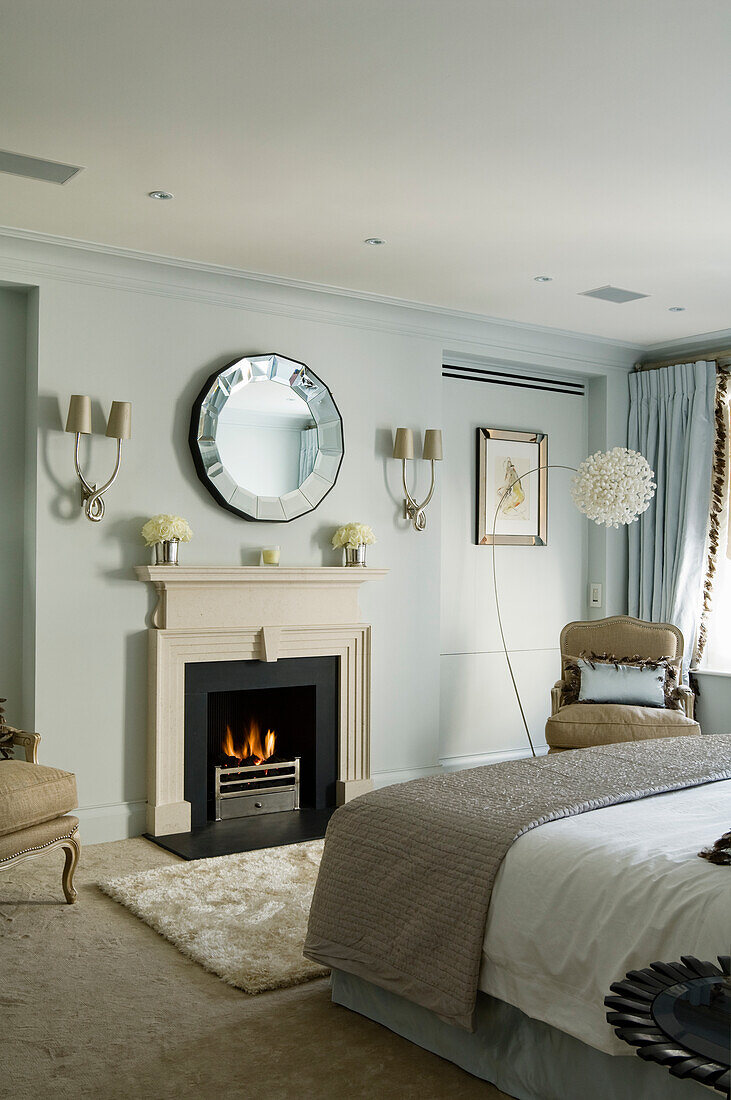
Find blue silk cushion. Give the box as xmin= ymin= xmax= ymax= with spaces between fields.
xmin=577 ymin=658 xmax=666 ymax=708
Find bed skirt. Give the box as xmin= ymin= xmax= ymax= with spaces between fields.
xmin=330 ymin=969 xmax=708 ymax=1100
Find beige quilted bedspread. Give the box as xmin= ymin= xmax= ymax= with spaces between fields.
xmin=304 ymin=735 xmax=731 ymax=1029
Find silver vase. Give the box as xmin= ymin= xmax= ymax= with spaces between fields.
xmin=344 ymin=544 xmax=366 ymax=567
xmin=154 ymin=538 xmax=180 ymax=565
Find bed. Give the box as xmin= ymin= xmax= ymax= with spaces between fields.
xmin=304 ymin=736 xmax=731 ymax=1100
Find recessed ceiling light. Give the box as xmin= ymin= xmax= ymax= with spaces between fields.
xmin=533 ymin=275 xmax=553 ymax=282
xmin=668 ymin=306 xmax=686 ymax=312
xmin=148 ymin=190 xmax=174 ymax=200
xmin=363 ymin=237 xmax=386 ymax=246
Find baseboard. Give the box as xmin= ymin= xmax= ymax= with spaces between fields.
xmin=371 ymin=765 xmax=442 ymax=788
xmin=75 ymin=800 xmax=147 ymax=844
xmin=440 ymin=745 xmax=548 ymax=772
xmin=372 ymin=749 xmax=549 ymax=787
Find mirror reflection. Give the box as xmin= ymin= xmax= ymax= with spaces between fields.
xmin=216 ymin=379 xmax=317 ymax=497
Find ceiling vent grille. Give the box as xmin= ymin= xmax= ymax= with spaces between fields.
xmin=442 ymin=363 xmax=584 ymax=397
xmin=580 ymin=285 xmax=648 ymax=304
xmin=0 ymin=149 xmax=84 ymax=185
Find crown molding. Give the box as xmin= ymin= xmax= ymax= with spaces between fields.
xmin=642 ymin=326 xmax=731 ymax=359
xmin=0 ymin=224 xmax=643 ymax=371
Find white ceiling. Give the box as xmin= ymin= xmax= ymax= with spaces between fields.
xmin=1 ymin=0 xmax=730 ymax=345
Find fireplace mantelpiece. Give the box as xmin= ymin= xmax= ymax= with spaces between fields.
xmin=135 ymin=566 xmax=387 ymax=836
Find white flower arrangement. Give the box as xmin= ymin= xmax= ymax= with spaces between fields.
xmin=331 ymin=523 xmax=377 ymax=549
xmin=570 ymin=448 xmax=656 ymax=529
xmin=141 ymin=514 xmax=194 ymax=546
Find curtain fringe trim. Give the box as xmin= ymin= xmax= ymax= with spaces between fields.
xmin=695 ymin=370 xmax=730 ymax=662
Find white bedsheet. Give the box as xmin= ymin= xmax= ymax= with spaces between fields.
xmin=479 ymin=779 xmax=731 ymax=1055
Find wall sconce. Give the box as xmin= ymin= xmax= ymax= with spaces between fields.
xmin=392 ymin=427 xmax=443 ymax=531
xmin=65 ymin=395 xmax=132 ymax=522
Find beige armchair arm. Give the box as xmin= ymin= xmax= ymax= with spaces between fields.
xmin=676 ymin=686 xmax=695 ymax=721
xmin=551 ymin=681 xmax=568 ymax=716
xmin=8 ymin=727 xmax=41 ymax=763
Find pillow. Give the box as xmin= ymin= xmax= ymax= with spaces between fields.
xmin=576 ymin=658 xmax=665 ymax=707
xmin=562 ymin=653 xmax=684 ymax=710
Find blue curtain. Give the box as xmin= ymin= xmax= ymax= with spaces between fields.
xmin=628 ymin=361 xmax=716 ymax=671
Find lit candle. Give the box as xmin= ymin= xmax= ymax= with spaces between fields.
xmin=261 ymin=546 xmax=280 ymax=566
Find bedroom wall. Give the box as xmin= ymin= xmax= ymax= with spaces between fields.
xmin=0 ymin=288 xmax=28 ymax=722
xmin=440 ymin=375 xmax=589 ymax=761
xmin=0 ymin=231 xmax=636 ymax=840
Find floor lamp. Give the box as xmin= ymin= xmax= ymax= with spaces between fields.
xmin=492 ymin=447 xmax=656 ymax=757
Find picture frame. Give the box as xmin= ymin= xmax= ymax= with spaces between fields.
xmin=476 ymin=428 xmax=548 ymax=546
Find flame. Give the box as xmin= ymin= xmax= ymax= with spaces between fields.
xmin=222 ymin=718 xmax=276 ymax=765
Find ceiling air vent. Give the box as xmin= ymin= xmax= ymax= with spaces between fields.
xmin=0 ymin=149 xmax=84 ymax=185
xmin=580 ymin=285 xmax=648 ymax=304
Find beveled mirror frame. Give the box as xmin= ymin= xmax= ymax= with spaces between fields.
xmin=189 ymin=353 xmax=344 ymax=522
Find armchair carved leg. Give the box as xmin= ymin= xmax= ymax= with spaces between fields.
xmin=60 ymin=835 xmax=80 ymax=904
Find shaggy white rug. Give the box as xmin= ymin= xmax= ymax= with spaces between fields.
xmin=98 ymin=839 xmax=327 ymax=993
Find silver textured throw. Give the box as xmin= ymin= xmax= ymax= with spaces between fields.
xmin=304 ymin=735 xmax=731 ymax=1029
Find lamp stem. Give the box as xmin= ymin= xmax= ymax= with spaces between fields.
xmin=491 ymin=464 xmax=578 ymax=757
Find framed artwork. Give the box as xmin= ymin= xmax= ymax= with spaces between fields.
xmin=476 ymin=428 xmax=548 ymax=545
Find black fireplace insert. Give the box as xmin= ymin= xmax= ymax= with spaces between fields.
xmin=184 ymin=656 xmax=339 ymax=829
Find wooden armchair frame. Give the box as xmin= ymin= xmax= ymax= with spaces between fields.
xmin=0 ymin=728 xmax=80 ymax=904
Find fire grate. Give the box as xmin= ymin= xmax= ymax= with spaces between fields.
xmin=213 ymin=757 xmax=300 ymax=820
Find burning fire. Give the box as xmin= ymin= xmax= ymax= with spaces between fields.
xmin=222 ymin=719 xmax=276 ymax=765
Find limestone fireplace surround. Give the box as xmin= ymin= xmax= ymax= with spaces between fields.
xmin=135 ymin=566 xmax=387 ymax=836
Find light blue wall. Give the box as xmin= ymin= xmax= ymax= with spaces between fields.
xmin=0 ymin=288 xmax=28 ymax=722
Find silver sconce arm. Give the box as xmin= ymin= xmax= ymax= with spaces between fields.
xmin=73 ymin=433 xmax=123 ymax=522
xmin=401 ymin=458 xmax=437 ymax=531
xmin=66 ymin=395 xmax=131 ymax=522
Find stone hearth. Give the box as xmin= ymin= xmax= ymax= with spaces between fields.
xmin=135 ymin=566 xmax=387 ymax=836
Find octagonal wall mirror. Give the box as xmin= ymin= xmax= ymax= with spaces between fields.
xmin=189 ymin=354 xmax=344 ymax=522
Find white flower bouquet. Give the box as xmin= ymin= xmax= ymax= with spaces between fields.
xmin=331 ymin=523 xmax=377 ymax=549
xmin=141 ymin=514 xmax=194 ymax=546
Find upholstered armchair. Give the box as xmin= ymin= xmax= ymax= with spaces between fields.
xmin=545 ymin=616 xmax=700 ymax=753
xmin=0 ymin=723 xmax=80 ymax=902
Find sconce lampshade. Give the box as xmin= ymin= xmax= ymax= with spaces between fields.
xmin=65 ymin=394 xmax=92 ymax=435
xmin=423 ymin=429 xmax=443 ymax=461
xmin=106 ymin=401 xmax=132 ymax=440
xmin=393 ymin=427 xmax=414 ymax=460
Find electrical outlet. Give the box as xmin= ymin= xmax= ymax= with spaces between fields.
xmin=589 ymin=582 xmax=602 ymax=609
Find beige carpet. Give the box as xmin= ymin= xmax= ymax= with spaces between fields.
xmin=98 ymin=839 xmax=327 ymax=992
xmin=0 ymin=836 xmax=512 ymax=1100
